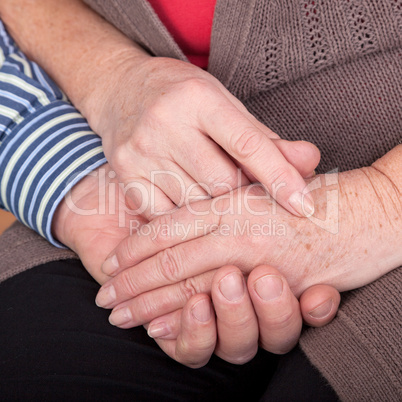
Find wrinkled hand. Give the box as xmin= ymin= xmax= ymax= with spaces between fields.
xmin=85 ymin=56 xmax=319 ymax=218
xmin=96 ymin=169 xmax=394 ymax=328
xmin=144 ymin=265 xmax=340 ymax=368
xmin=52 ymin=164 xmax=147 ymax=284
xmin=52 ymin=164 xmax=340 ymax=367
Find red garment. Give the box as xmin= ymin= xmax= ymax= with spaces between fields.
xmin=148 ymin=0 xmax=216 ymax=69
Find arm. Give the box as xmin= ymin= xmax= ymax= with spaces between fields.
xmin=0 ymin=0 xmax=320 ymax=218
xmin=0 ymin=20 xmax=106 ymax=246
xmin=0 ymin=0 xmax=147 ymax=116
xmin=94 ymin=145 xmax=402 ymax=326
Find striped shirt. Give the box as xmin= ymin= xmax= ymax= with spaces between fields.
xmin=0 ymin=21 xmax=106 ymax=247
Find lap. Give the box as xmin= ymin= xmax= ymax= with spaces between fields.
xmin=0 ymin=258 xmax=338 ymax=401
xmin=0 ymin=259 xmax=276 ymax=401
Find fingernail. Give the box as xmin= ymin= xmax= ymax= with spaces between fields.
xmin=102 ymin=255 xmax=119 ymax=276
xmin=191 ymin=299 xmax=211 ymax=322
xmin=95 ymin=284 xmax=116 ymax=308
xmin=219 ymin=273 xmax=245 ymax=302
xmin=305 ymin=170 xmax=316 ymax=179
xmin=147 ymin=322 xmax=170 ymax=339
xmin=308 ymin=298 xmax=333 ymax=319
xmin=254 ymin=275 xmax=283 ymax=301
xmin=109 ymin=306 xmax=132 ymax=326
xmin=289 ymin=192 xmax=315 ymax=217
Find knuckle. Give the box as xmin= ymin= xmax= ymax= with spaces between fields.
xmin=142 ymin=90 xmax=172 ymax=118
xmin=135 ymin=295 xmax=159 ymax=324
xmin=181 ymin=77 xmax=211 ymax=97
xmin=229 ymin=128 xmax=263 ymax=160
xmin=119 ymin=269 xmax=140 ymax=297
xmin=208 ymin=171 xmax=239 ymax=195
xmin=265 ymin=307 xmax=300 ymax=333
xmin=111 ymin=145 xmax=131 ymax=173
xmin=261 ymin=335 xmax=299 ymax=355
xmin=130 ymin=133 xmax=155 ymax=157
xmin=179 ymin=278 xmax=199 ymax=301
xmin=266 ymin=166 xmax=293 ymax=190
xmin=152 ymin=214 xmax=174 ymax=246
xmin=180 ymin=354 xmax=209 ymax=369
xmin=221 ymin=311 xmax=256 ymax=330
xmin=157 ymin=247 xmax=183 ymax=283
xmin=119 ymin=237 xmax=138 ymax=266
xmin=176 ymin=339 xmax=212 ymax=369
xmin=223 ymin=348 xmax=258 ymax=365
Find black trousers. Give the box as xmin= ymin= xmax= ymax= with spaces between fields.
xmin=0 ymin=259 xmax=338 ymax=401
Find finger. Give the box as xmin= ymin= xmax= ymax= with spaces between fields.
xmin=174 ymin=134 xmax=249 ymax=197
xmin=105 ymin=270 xmax=217 ymax=328
xmin=236 ymin=139 xmax=319 ymax=182
xmin=211 ymin=266 xmax=259 ymax=364
xmin=96 ymin=233 xmax=228 ymax=309
xmin=101 ymin=200 xmax=220 ymax=276
xmin=152 ymin=294 xmax=217 ymax=368
xmin=149 ymin=160 xmax=210 ymax=206
xmin=200 ymin=102 xmax=315 ymax=217
xmin=299 ymin=284 xmax=340 ymax=327
xmin=273 ymin=140 xmax=320 ymax=179
xmin=247 ymin=265 xmax=303 ymax=354
xmin=120 ymin=175 xmax=177 ymax=221
xmin=145 ymin=309 xmax=182 ymax=340
xmin=215 ymin=89 xmax=320 ymax=179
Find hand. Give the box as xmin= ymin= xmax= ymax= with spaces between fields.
xmin=52 ymin=163 xmax=148 ymax=284
xmin=144 ymin=265 xmax=340 ymax=368
xmin=96 ymin=164 xmax=401 ymax=327
xmin=1 ymin=0 xmax=318 ymax=219
xmin=85 ymin=56 xmax=319 ymax=218
xmin=51 ymin=164 xmax=341 ymax=369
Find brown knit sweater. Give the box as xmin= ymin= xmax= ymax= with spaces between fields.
xmin=0 ymin=0 xmax=401 ymax=400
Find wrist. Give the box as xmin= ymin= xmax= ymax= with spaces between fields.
xmin=282 ymin=165 xmax=400 ymax=295
xmin=52 ymin=168 xmax=103 ymax=250
xmin=307 ymin=167 xmax=401 ymax=290
xmin=80 ymin=49 xmax=151 ymax=135
xmin=0 ymin=0 xmax=150 ymax=120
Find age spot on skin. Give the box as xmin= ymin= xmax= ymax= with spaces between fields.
xmin=305 ymin=243 xmax=311 ymax=250
xmin=364 ymin=249 xmax=368 ymax=254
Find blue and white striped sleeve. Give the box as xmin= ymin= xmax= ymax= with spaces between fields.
xmin=0 ymin=21 xmax=107 ymax=247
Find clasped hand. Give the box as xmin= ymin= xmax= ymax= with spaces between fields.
xmin=54 ymin=56 xmax=340 ymax=367
xmin=53 ymin=164 xmax=340 ymax=368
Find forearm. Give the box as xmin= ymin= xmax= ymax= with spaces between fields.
xmin=0 ymin=21 xmax=106 ymax=246
xmin=0 ymin=0 xmax=150 ymax=119
xmin=359 ymin=145 xmax=402 ymax=270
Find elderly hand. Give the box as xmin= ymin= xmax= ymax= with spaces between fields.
xmin=52 ymin=163 xmax=147 ymax=284
xmin=144 ymin=265 xmax=340 ymax=368
xmin=96 ymin=154 xmax=402 ymax=327
xmin=52 ymin=163 xmax=340 ymax=368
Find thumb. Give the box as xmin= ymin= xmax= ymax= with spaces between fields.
xmin=274 ymin=139 xmax=321 ymax=179
xmin=238 ymin=139 xmax=320 ymax=182
xmin=299 ymin=284 xmax=341 ymax=327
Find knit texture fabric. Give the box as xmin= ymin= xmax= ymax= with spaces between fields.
xmin=300 ymin=268 xmax=402 ymax=401
xmin=0 ymin=222 xmax=77 ymax=284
